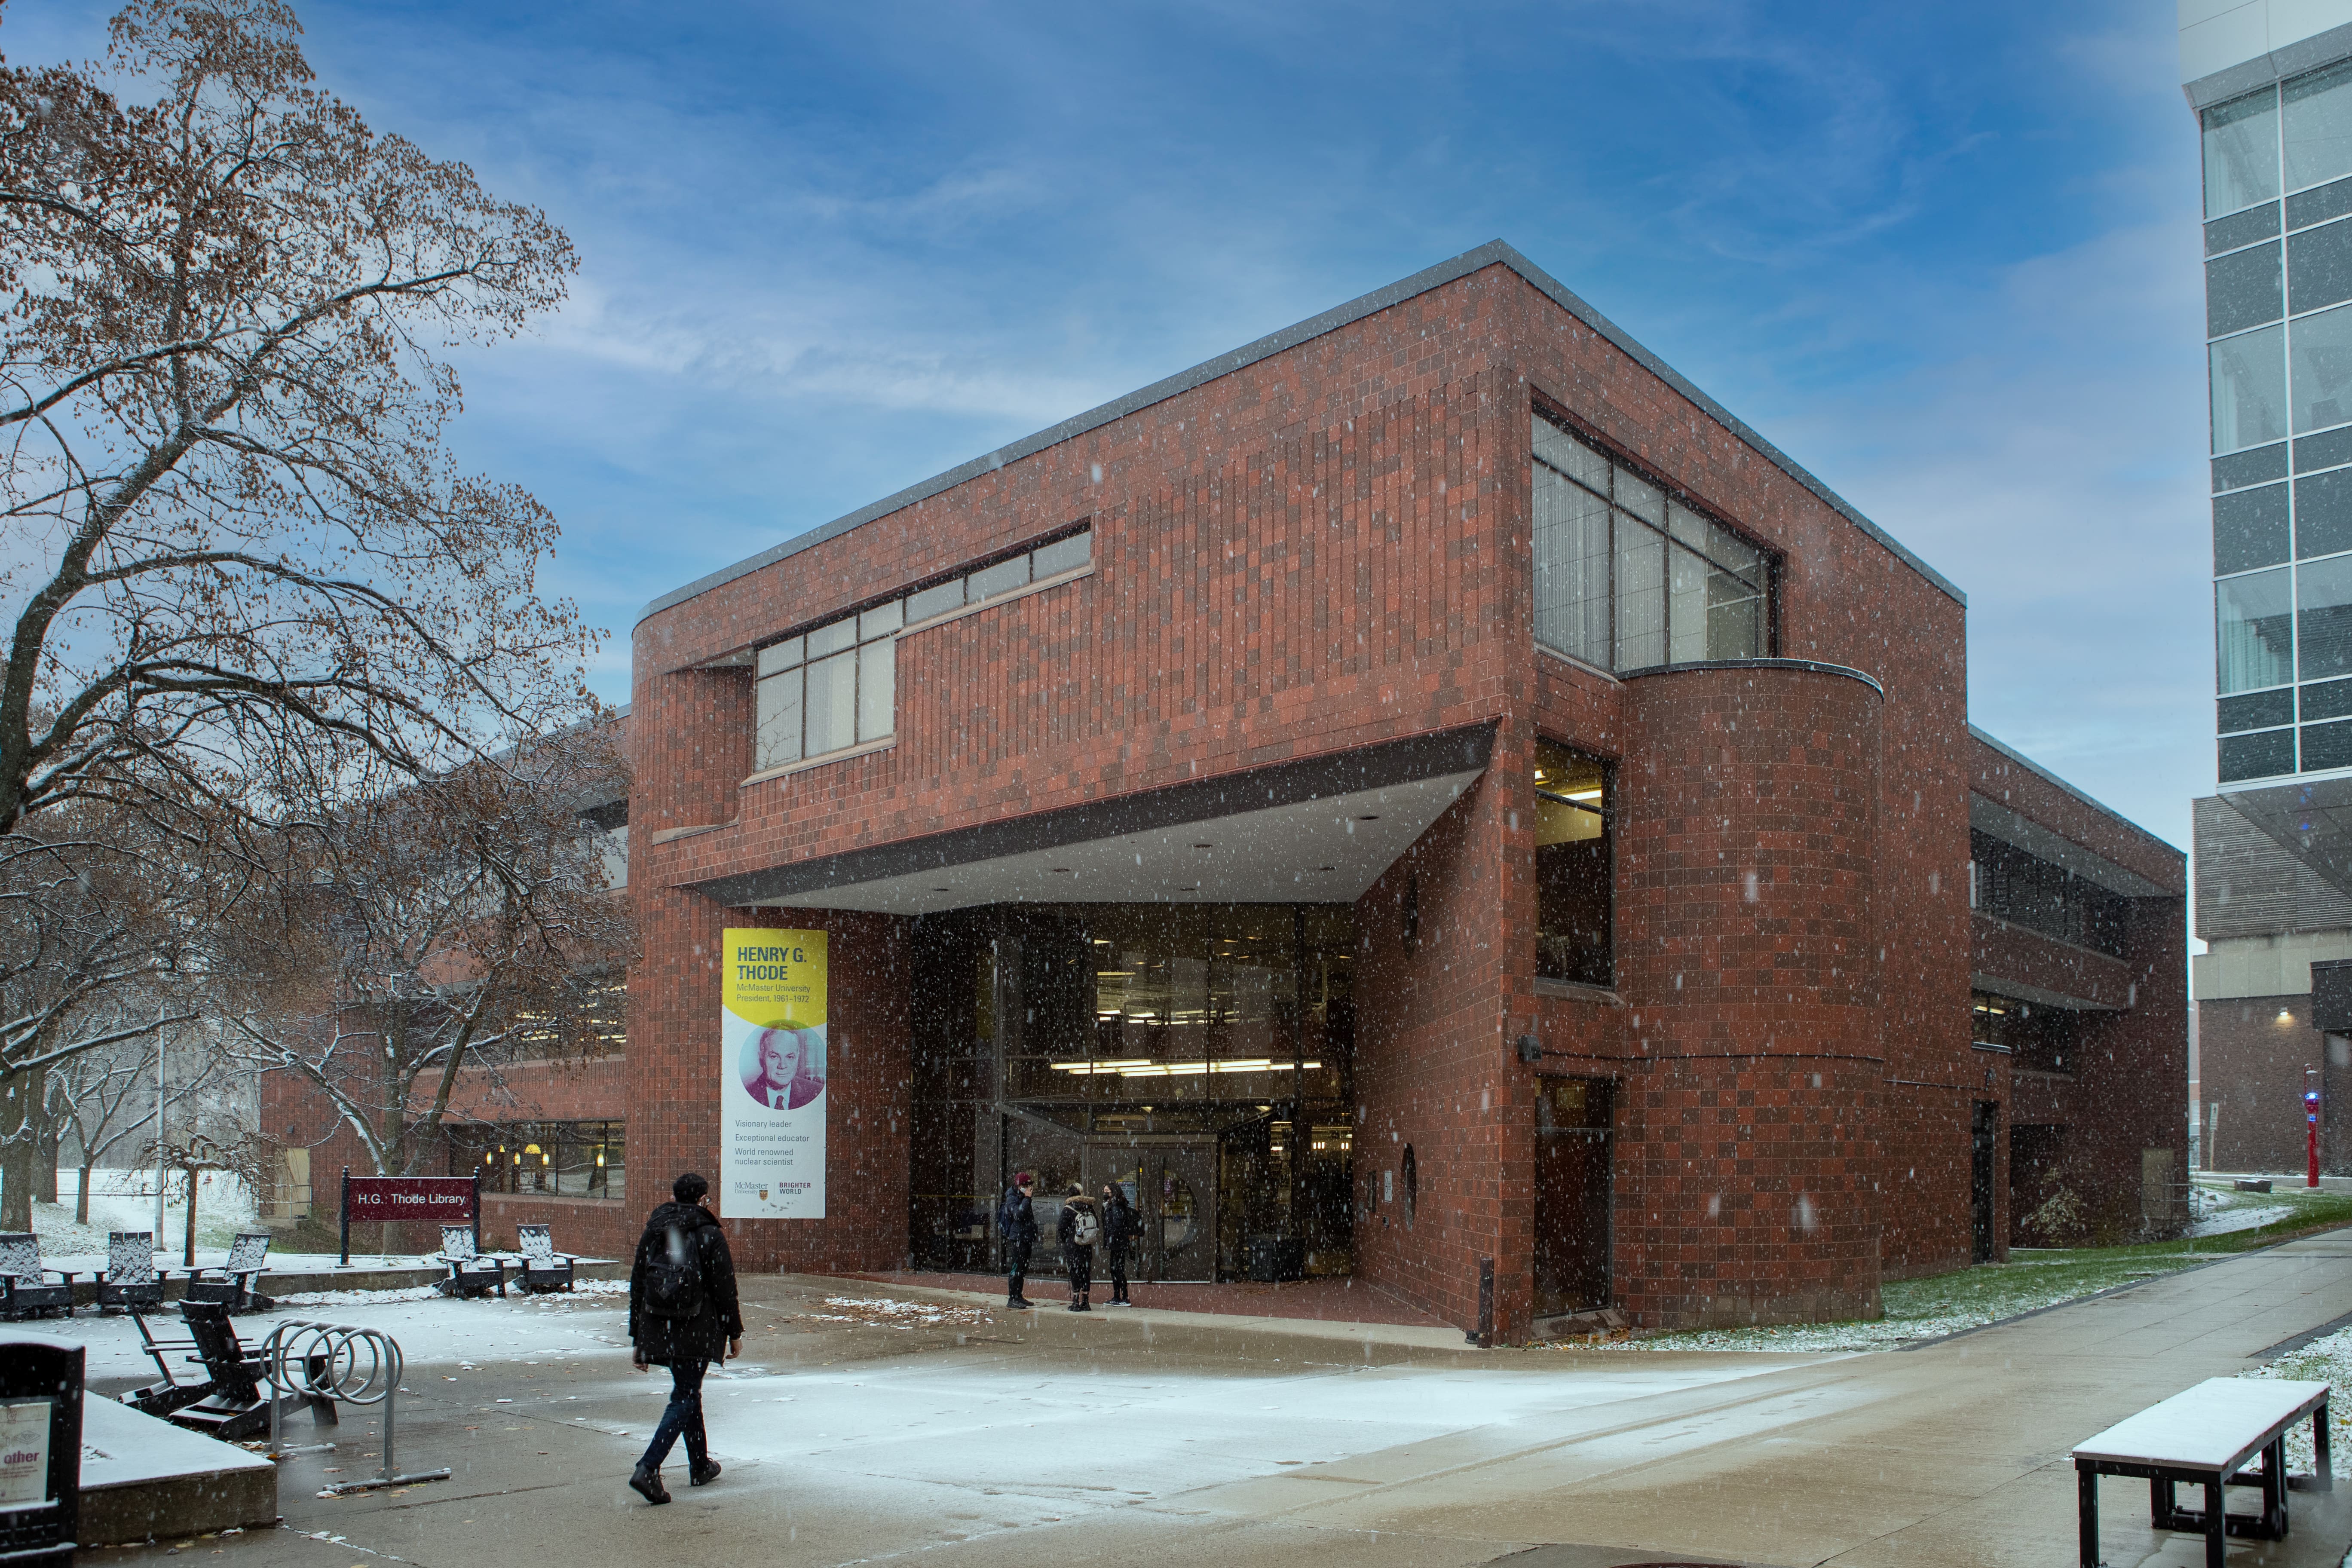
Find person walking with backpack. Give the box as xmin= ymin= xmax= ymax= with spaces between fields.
xmin=1099 ymin=1181 xmax=1137 ymax=1307
xmin=627 ymin=1172 xmax=743 ymax=1504
xmin=999 ymin=1171 xmax=1038 ymax=1309
xmin=1057 ymin=1182 xmax=1100 ymax=1313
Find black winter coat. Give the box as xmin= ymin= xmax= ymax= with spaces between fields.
xmin=1102 ymin=1193 xmax=1139 ymax=1249
xmin=1000 ymin=1187 xmax=1038 ymax=1246
xmin=628 ymin=1200 xmax=744 ymax=1367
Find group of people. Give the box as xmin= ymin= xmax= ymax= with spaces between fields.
xmin=996 ymin=1170 xmax=1137 ymax=1311
xmin=620 ymin=1165 xmax=1146 ymax=1505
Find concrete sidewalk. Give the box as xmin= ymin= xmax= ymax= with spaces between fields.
xmin=79 ymin=1233 xmax=2352 ymax=1568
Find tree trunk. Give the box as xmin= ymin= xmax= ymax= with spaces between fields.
xmin=0 ymin=1134 xmax=31 ymax=1231
xmin=35 ymin=1118 xmax=61 ymax=1207
xmin=75 ymin=1164 xmax=92 ymax=1226
xmin=183 ymin=1165 xmax=199 ymax=1267
xmin=0 ymin=1070 xmax=35 ymax=1230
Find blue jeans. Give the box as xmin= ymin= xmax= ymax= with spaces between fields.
xmin=638 ymin=1357 xmax=707 ymax=1473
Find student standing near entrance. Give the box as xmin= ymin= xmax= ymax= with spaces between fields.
xmin=999 ymin=1171 xmax=1038 ymax=1308
xmin=627 ymin=1172 xmax=744 ymax=1504
xmin=1100 ymin=1182 xmax=1137 ymax=1306
xmin=1058 ymin=1182 xmax=1100 ymax=1312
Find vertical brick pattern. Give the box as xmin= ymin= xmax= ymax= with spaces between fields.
xmin=1609 ymin=664 xmax=1885 ymax=1328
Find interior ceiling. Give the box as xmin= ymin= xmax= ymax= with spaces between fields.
xmin=2221 ymin=775 xmax=2352 ymax=900
xmin=741 ymin=769 xmax=1485 ymax=916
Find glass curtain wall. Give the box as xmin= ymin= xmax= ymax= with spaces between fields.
xmin=2204 ymin=62 xmax=2352 ymax=779
xmin=1531 ymin=415 xmax=1773 ymax=671
xmin=906 ymin=903 xmax=1356 ymax=1282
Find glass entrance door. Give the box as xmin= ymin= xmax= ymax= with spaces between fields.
xmin=1090 ymin=1143 xmax=1216 ymax=1282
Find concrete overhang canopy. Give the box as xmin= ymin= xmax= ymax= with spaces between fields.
xmin=2219 ymin=772 xmax=2352 ymax=901
xmin=689 ymin=724 xmax=1496 ymax=914
xmin=1967 ymin=794 xmax=2171 ymax=900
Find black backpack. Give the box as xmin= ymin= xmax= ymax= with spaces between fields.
xmin=642 ymin=1222 xmax=708 ymax=1319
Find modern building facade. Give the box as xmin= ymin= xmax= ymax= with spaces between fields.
xmin=623 ymin=242 xmax=2186 ymax=1339
xmin=2185 ymin=0 xmax=2352 ymax=1173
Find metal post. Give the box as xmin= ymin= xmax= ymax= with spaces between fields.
xmin=2078 ymin=1464 xmax=2099 ymax=1568
xmin=472 ymin=1168 xmax=482 ymax=1255
xmin=381 ymin=1383 xmax=395 ymax=1482
xmin=2318 ymin=1397 xmax=2333 ymax=1490
xmin=339 ymin=1168 xmax=350 ymax=1267
xmin=153 ymin=1032 xmax=167 ymax=1241
xmin=1470 ymin=1257 xmax=1494 ymax=1348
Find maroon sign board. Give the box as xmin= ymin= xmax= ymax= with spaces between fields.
xmin=340 ymin=1172 xmax=480 ymax=1263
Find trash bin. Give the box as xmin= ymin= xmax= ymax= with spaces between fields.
xmin=0 ymin=1330 xmax=83 ymax=1568
xmin=1244 ymin=1237 xmax=1306 ymax=1283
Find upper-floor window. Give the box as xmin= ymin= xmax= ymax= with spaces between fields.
xmin=753 ymin=527 xmax=1092 ymax=773
xmin=1534 ymin=738 xmax=1611 ymax=987
xmin=1531 ymin=414 xmax=1771 ymax=672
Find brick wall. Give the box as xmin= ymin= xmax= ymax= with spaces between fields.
xmin=1607 ymin=662 xmax=1885 ymax=1327
xmin=623 ymin=257 xmax=2180 ymax=1336
xmin=624 ymin=900 xmax=912 ymax=1273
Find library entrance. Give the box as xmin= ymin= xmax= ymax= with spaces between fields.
xmin=909 ymin=902 xmax=1356 ymax=1283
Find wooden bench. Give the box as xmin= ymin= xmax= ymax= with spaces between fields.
xmin=2073 ymin=1376 xmax=2332 ymax=1568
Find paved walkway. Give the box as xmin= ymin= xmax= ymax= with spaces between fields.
xmin=79 ymin=1233 xmax=2352 ymax=1568
xmin=846 ymin=1268 xmax=1455 ymax=1328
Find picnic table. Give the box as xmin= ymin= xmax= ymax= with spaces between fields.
xmin=2072 ymin=1376 xmax=2331 ymax=1568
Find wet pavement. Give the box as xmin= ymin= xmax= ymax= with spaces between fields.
xmin=74 ymin=1231 xmax=2352 ymax=1568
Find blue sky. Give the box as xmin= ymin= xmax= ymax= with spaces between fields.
xmin=16 ymin=0 xmax=2205 ymax=845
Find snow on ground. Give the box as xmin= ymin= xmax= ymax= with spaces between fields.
xmin=2188 ymin=1182 xmax=2295 ymax=1238
xmin=2247 ymin=1322 xmax=2352 ymax=1478
xmin=37 ymin=1285 xmax=637 ymax=1382
xmin=668 ymin=1349 xmax=1827 ymax=1497
xmin=25 ymin=1169 xmax=258 ymax=1262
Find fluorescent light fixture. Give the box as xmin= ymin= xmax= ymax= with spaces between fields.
xmin=1048 ymin=1058 xmax=1323 ymax=1078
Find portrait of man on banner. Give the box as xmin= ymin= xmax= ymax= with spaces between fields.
xmin=740 ymin=1024 xmax=826 ymax=1112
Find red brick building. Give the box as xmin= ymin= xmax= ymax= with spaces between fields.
xmin=625 ymin=242 xmax=2187 ymax=1337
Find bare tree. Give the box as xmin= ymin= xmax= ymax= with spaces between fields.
xmin=0 ymin=804 xmax=208 ymax=1226
xmin=224 ymin=721 xmax=632 ymax=1198
xmin=0 ymin=0 xmax=595 ymax=1169
xmin=46 ymin=1021 xmax=214 ymax=1225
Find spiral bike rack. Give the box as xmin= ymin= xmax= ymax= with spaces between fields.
xmin=261 ymin=1321 xmax=450 ymax=1491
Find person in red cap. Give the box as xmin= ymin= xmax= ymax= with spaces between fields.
xmin=997 ymin=1170 xmax=1038 ymax=1308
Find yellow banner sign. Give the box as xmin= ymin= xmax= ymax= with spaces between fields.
xmin=720 ymin=928 xmax=827 ymax=1219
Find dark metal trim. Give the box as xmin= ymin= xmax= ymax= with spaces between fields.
xmin=1615 ymin=657 xmax=1884 ymax=696
xmin=687 ymin=721 xmax=1498 ymax=908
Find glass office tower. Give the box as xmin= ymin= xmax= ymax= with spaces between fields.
xmin=2199 ymin=14 xmax=2352 ymax=784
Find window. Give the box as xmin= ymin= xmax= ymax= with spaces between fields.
xmin=2287 ymin=61 xmax=2352 ymax=196
xmin=2205 ymin=90 xmax=2280 ymax=219
xmin=449 ymin=1119 xmax=627 ymax=1201
xmin=1531 ymin=416 xmax=1769 ymax=672
xmin=2213 ymin=325 xmax=2288 ymax=453
xmin=1971 ymin=992 xmax=2080 ymax=1076
xmin=2293 ymin=303 xmax=2352 ymax=434
xmin=2299 ymin=553 xmax=2352 ymax=680
xmin=1534 ymin=738 xmax=1611 ymax=987
xmin=2218 ymin=567 xmax=2294 ymax=694
xmin=751 ymin=527 xmax=1091 ymax=773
